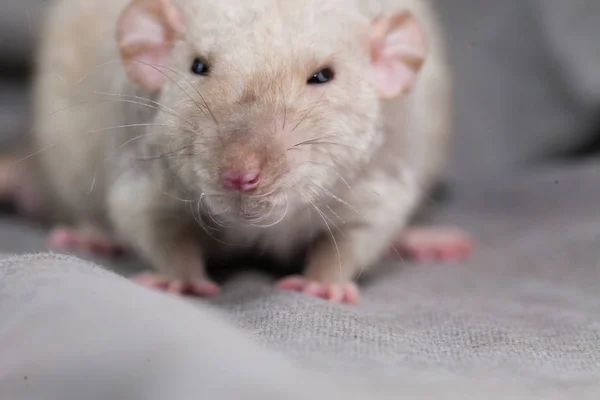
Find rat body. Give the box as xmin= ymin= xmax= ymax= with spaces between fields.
xmin=31 ymin=0 xmax=469 ymax=302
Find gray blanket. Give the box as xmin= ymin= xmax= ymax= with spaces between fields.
xmin=1 ymin=1 xmax=600 ymax=398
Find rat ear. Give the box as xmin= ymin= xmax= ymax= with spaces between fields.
xmin=369 ymin=10 xmax=428 ymax=99
xmin=117 ymin=0 xmax=185 ymax=91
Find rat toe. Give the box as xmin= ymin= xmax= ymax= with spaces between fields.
xmin=276 ymin=276 xmax=307 ymax=291
xmin=189 ymin=278 xmax=221 ymax=297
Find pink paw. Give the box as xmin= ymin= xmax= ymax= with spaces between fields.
xmin=132 ymin=272 xmax=221 ymax=297
xmin=277 ymin=276 xmax=360 ymax=304
xmin=48 ymin=226 xmax=126 ymax=258
xmin=391 ymin=226 xmax=474 ymax=262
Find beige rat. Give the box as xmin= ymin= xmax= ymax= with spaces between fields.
xmin=26 ymin=0 xmax=472 ymax=303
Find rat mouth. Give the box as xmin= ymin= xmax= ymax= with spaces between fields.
xmin=201 ymin=190 xmax=289 ymax=228
xmin=234 ymin=194 xmax=289 ymax=226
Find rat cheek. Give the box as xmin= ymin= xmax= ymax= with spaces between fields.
xmin=285 ymin=141 xmax=311 ymax=171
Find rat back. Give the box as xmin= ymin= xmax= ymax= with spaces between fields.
xmin=363 ymin=0 xmax=452 ymax=196
xmin=32 ymin=0 xmax=149 ymax=226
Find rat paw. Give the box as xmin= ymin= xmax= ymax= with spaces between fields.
xmin=277 ymin=276 xmax=360 ymax=304
xmin=48 ymin=226 xmax=127 ymax=258
xmin=391 ymin=226 xmax=474 ymax=262
xmin=0 ymin=155 xmax=40 ymax=218
xmin=132 ymin=272 xmax=221 ymax=297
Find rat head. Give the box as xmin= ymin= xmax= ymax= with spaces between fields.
xmin=117 ymin=0 xmax=428 ymax=225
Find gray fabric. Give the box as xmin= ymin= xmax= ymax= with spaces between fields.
xmin=2 ymin=0 xmax=600 ymax=398
xmin=0 ymin=253 xmax=349 ymax=400
xmin=0 ymin=253 xmax=599 ymax=399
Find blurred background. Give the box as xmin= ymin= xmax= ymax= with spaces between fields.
xmin=2 ymin=0 xmax=600 ymax=188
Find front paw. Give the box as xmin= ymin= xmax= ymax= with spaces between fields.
xmin=132 ymin=272 xmax=221 ymax=297
xmin=276 ymin=276 xmax=360 ymax=304
xmin=48 ymin=225 xmax=127 ymax=258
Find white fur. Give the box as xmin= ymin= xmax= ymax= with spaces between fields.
xmin=32 ymin=0 xmax=452 ymax=286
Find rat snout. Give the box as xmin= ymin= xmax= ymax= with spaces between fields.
xmin=221 ymin=169 xmax=262 ymax=192
xmin=220 ymin=151 xmax=263 ymax=192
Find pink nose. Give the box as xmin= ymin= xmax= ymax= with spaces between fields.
xmin=222 ymin=170 xmax=262 ymax=191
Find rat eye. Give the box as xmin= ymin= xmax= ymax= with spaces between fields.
xmin=191 ymin=58 xmax=210 ymax=75
xmin=307 ymin=68 xmax=334 ymax=84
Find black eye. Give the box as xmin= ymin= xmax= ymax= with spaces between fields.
xmin=191 ymin=58 xmax=210 ymax=75
xmin=307 ymin=68 xmax=334 ymax=84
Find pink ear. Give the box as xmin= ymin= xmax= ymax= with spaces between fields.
xmin=117 ymin=0 xmax=185 ymax=91
xmin=369 ymin=11 xmax=428 ymax=99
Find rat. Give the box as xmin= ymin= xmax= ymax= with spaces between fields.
xmin=21 ymin=0 xmax=473 ymax=303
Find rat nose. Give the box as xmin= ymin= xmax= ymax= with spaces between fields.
xmin=222 ymin=169 xmax=262 ymax=192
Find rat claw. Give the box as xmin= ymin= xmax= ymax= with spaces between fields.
xmin=341 ymin=283 xmax=360 ymax=304
xmin=304 ymin=282 xmax=327 ymax=298
xmin=189 ymin=278 xmax=221 ymax=297
xmin=277 ymin=276 xmax=360 ymax=304
xmin=132 ymin=272 xmax=170 ymax=290
xmin=132 ymin=272 xmax=220 ymax=297
xmin=167 ymin=280 xmax=185 ymax=294
xmin=276 ymin=276 xmax=306 ymax=291
xmin=48 ymin=225 xmax=126 ymax=258
xmin=325 ymin=285 xmax=344 ymax=303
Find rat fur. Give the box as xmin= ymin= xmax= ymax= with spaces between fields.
xmin=27 ymin=0 xmax=465 ymax=302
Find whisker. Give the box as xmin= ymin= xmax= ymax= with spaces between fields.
xmin=326 ymin=205 xmax=345 ymax=225
xmin=190 ymin=199 xmax=238 ymax=247
xmin=87 ymin=170 xmax=97 ymax=196
xmin=243 ymin=185 xmax=282 ymax=200
xmin=130 ymin=60 xmax=217 ymax=126
xmin=300 ymin=160 xmax=361 ymax=212
xmin=290 ymin=134 xmax=344 ymax=148
xmin=46 ymin=59 xmax=215 ymax=131
xmin=93 ymin=90 xmax=180 ymax=116
xmin=294 ymin=188 xmax=343 ymax=278
xmin=56 ymin=59 xmax=123 ymax=91
xmin=146 ymin=61 xmax=220 ymax=127
xmin=136 ymin=150 xmax=193 ymax=161
xmin=161 ymin=189 xmax=197 ymax=204
xmin=192 ymin=198 xmax=219 ymax=233
xmin=307 ymin=179 xmax=363 ymax=219
xmin=181 ymin=126 xmax=220 ymax=136
xmin=91 ymin=91 xmax=198 ymax=129
xmin=190 ymin=195 xmax=242 ymax=247
xmin=11 ymin=123 xmax=176 ymax=166
xmin=117 ymin=132 xmax=166 ymax=150
xmin=154 ymin=170 xmax=197 ymax=204
xmin=305 ymin=186 xmax=344 ymax=234
xmin=249 ymin=192 xmax=290 ymax=228
xmin=295 ymin=140 xmax=362 ymax=152
xmin=241 ymin=199 xmax=277 ymax=224
xmin=200 ymin=194 xmax=236 ymax=229
xmin=291 ymin=89 xmax=328 ymax=132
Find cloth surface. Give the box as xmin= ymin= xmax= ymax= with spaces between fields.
xmin=2 ymin=0 xmax=600 ymax=398
xmin=0 ymin=252 xmax=598 ymax=399
xmin=0 ymin=253 xmax=349 ymax=400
